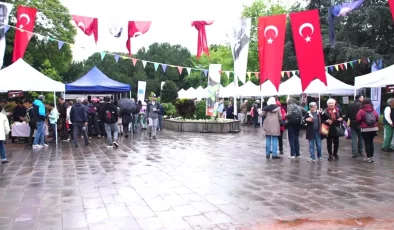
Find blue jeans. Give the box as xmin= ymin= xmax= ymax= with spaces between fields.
xmin=288 ymin=125 xmax=300 ymax=156
xmin=33 ymin=121 xmax=45 ymax=145
xmin=309 ymin=130 xmax=322 ymax=159
xmin=266 ymin=135 xmax=278 ymax=156
xmin=0 ymin=140 xmax=6 ymax=160
xmin=351 ymin=127 xmax=363 ymax=154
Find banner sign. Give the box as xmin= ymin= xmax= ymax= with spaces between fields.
xmin=137 ymin=81 xmax=146 ymax=102
xmin=206 ymin=64 xmax=221 ymax=116
xmin=371 ymin=60 xmax=382 ymax=115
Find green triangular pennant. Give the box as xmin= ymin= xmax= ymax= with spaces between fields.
xmin=349 ymin=61 xmax=354 ymax=68
xmin=153 ymin=63 xmax=159 ymax=71
xmin=100 ymin=51 xmax=106 ymax=61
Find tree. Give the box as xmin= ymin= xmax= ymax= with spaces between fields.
xmin=161 ymin=81 xmax=178 ymax=104
xmin=4 ymin=0 xmax=77 ymax=78
xmin=39 ymin=59 xmax=61 ymax=82
xmin=62 ymin=61 xmax=85 ymax=83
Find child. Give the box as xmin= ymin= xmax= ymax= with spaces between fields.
xmin=48 ymin=103 xmax=59 ymax=143
xmin=0 ymin=105 xmax=10 ymax=164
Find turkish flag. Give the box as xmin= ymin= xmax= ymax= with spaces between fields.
xmin=290 ymin=9 xmax=326 ymax=91
xmin=191 ymin=21 xmax=214 ymax=59
xmin=12 ymin=6 xmax=37 ymax=62
xmin=126 ymin=21 xmax=151 ymax=56
xmin=258 ymin=14 xmax=286 ymax=91
xmin=72 ymin=15 xmax=98 ymax=43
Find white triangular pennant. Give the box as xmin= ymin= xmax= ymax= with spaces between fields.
xmin=186 ymin=68 xmax=191 ymax=75
xmin=225 ymin=71 xmax=230 ymax=78
xmin=292 ymin=71 xmax=296 ymax=76
xmin=142 ymin=60 xmax=147 ymax=68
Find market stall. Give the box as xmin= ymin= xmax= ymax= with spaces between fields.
xmin=354 ymin=64 xmax=394 ymax=88
xmin=65 ymin=66 xmax=131 ymax=93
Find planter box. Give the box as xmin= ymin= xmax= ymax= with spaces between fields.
xmin=163 ymin=119 xmax=240 ymax=133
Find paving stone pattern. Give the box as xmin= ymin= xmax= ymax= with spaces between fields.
xmin=0 ymin=127 xmax=394 ymax=230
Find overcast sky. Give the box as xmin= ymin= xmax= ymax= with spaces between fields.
xmin=61 ymin=0 xmax=256 ymax=61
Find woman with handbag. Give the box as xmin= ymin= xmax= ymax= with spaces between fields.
xmin=321 ymin=98 xmax=343 ymax=161
xmin=356 ymin=98 xmax=379 ymax=163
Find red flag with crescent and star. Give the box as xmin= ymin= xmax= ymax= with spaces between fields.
xmin=258 ymin=14 xmax=287 ymax=91
xmin=191 ymin=21 xmax=214 ymax=59
xmin=72 ymin=15 xmax=98 ymax=43
xmin=290 ymin=9 xmax=326 ymax=91
xmin=126 ymin=21 xmax=151 ymax=57
xmin=12 ymin=6 xmax=37 ymax=62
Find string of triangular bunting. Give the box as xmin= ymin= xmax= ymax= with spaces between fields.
xmin=3 ymin=23 xmax=372 ymax=80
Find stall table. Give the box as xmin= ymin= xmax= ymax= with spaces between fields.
xmin=11 ymin=122 xmax=49 ymax=137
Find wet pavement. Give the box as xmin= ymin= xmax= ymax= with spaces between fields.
xmin=1 ymin=127 xmax=394 ymax=230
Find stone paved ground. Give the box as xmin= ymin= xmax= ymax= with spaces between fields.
xmin=0 ymin=127 xmax=394 ymax=230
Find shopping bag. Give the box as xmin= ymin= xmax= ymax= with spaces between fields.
xmin=147 ymin=118 xmax=153 ymax=127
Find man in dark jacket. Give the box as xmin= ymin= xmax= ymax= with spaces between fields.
xmin=99 ymin=96 xmax=119 ymax=147
xmin=70 ymin=98 xmax=89 ymax=147
xmin=346 ymin=95 xmax=364 ymax=158
xmin=58 ymin=97 xmax=68 ymax=140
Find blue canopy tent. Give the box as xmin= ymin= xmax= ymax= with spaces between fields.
xmin=65 ymin=66 xmax=131 ymax=93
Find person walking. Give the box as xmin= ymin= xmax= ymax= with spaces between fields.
xmin=70 ymin=98 xmax=89 ymax=148
xmin=240 ymin=100 xmax=248 ymax=125
xmin=226 ymin=101 xmax=234 ymax=120
xmin=58 ymin=97 xmax=68 ymax=140
xmin=356 ymin=98 xmax=379 ymax=163
xmin=304 ymin=102 xmax=323 ymax=162
xmin=0 ymin=105 xmax=10 ymax=164
xmin=346 ymin=95 xmax=364 ymax=158
xmin=382 ymin=98 xmax=394 ymax=152
xmin=66 ymin=101 xmax=73 ymax=142
xmin=32 ymin=95 xmax=47 ymax=148
xmin=48 ymin=103 xmax=59 ymax=143
xmin=286 ymin=98 xmax=306 ymax=158
xmin=99 ymin=97 xmax=119 ymax=147
xmin=121 ymin=110 xmax=132 ymax=139
xmin=322 ymin=98 xmax=343 ymax=161
xmin=260 ymin=97 xmax=282 ymax=159
xmin=146 ymin=96 xmax=160 ymax=139
xmin=86 ymin=98 xmax=101 ymax=138
xmin=252 ymin=100 xmax=259 ymax=127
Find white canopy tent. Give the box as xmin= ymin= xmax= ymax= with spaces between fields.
xmin=178 ymin=89 xmax=187 ymax=98
xmin=277 ymin=76 xmax=303 ymax=96
xmin=185 ymin=87 xmax=197 ymax=99
xmin=355 ymin=64 xmax=394 ymax=88
xmin=238 ymin=81 xmax=260 ymax=97
xmin=0 ymin=59 xmax=65 ymax=92
xmin=195 ymin=86 xmax=207 ymax=100
xmin=219 ymin=83 xmax=238 ymax=98
xmin=304 ymin=72 xmax=355 ymax=95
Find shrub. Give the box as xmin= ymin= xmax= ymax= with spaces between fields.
xmin=161 ymin=81 xmax=178 ymax=104
xmin=195 ymin=100 xmax=209 ymax=120
xmin=175 ymin=99 xmax=196 ymax=118
xmin=161 ymin=103 xmax=177 ymax=117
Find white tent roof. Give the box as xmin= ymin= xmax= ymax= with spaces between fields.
xmin=260 ymin=80 xmax=281 ymax=96
xmin=195 ymin=86 xmax=207 ymax=99
xmin=0 ymin=59 xmax=65 ymax=92
xmin=355 ymin=64 xmax=394 ymax=88
xmin=185 ymin=87 xmax=197 ymax=99
xmin=304 ymin=72 xmax=355 ymax=95
xmin=277 ymin=76 xmax=303 ymax=96
xmin=238 ymin=81 xmax=259 ymax=97
xmin=219 ymin=83 xmax=238 ymax=97
xmin=178 ymin=89 xmax=187 ymax=98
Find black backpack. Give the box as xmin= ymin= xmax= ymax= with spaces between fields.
xmin=365 ymin=111 xmax=376 ymax=127
xmin=104 ymin=105 xmax=118 ymax=124
xmin=287 ymin=105 xmax=302 ymax=125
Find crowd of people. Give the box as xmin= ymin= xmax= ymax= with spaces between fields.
xmin=0 ymin=94 xmax=165 ymax=163
xmin=241 ymin=95 xmax=381 ymax=163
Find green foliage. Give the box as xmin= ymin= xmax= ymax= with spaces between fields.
xmin=161 ymin=81 xmax=178 ymax=104
xmin=4 ymin=0 xmax=76 ymax=77
xmin=175 ymin=99 xmax=196 ymax=118
xmin=39 ymin=60 xmax=61 ymax=82
xmin=161 ymin=103 xmax=177 ymax=117
xmin=195 ymin=100 xmax=209 ymax=120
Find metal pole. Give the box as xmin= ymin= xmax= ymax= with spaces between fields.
xmin=54 ymin=91 xmax=58 ymax=146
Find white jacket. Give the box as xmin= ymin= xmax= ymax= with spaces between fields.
xmin=0 ymin=113 xmax=10 ymax=141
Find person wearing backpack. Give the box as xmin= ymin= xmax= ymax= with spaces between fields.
xmin=145 ymin=95 xmax=160 ymax=139
xmin=285 ymin=98 xmax=306 ymax=158
xmin=321 ymin=98 xmax=343 ymax=161
xmin=356 ymin=98 xmax=379 ymax=163
xmin=70 ymin=98 xmax=89 ymax=148
xmin=86 ymin=98 xmax=101 ymax=139
xmin=99 ymin=96 xmax=119 ymax=147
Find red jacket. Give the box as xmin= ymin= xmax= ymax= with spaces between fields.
xmin=276 ymin=101 xmax=286 ymax=132
xmin=356 ymin=104 xmax=379 ymax=128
